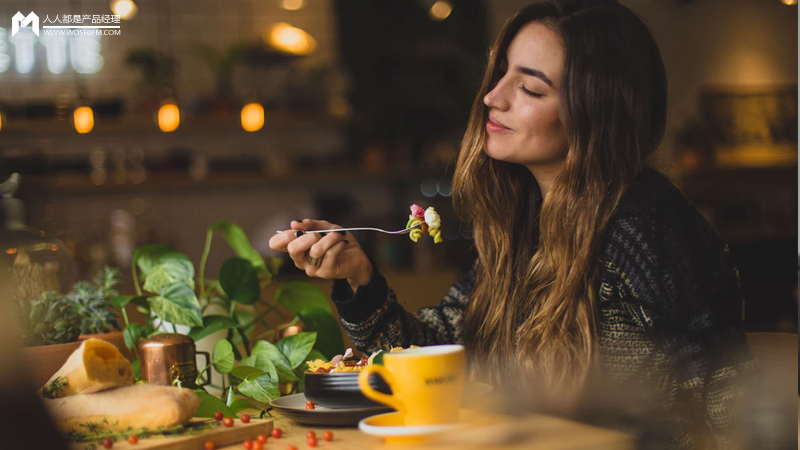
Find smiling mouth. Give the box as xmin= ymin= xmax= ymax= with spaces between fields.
xmin=486 ymin=115 xmax=511 ymax=133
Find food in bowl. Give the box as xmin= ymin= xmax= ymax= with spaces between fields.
xmin=305 ymin=346 xmax=419 ymax=374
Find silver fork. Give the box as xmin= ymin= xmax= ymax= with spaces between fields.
xmin=275 ymin=223 xmax=422 ymax=236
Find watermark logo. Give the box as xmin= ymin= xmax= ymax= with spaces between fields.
xmin=12 ymin=11 xmax=38 ymax=37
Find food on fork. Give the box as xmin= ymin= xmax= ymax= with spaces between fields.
xmin=406 ymin=204 xmax=443 ymax=243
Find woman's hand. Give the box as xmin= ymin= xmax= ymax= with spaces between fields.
xmin=268 ymin=219 xmax=373 ymax=291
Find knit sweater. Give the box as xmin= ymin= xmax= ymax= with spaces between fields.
xmin=330 ymin=168 xmax=756 ymax=449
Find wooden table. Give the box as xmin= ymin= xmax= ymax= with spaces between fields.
xmin=217 ymin=409 xmax=633 ymax=450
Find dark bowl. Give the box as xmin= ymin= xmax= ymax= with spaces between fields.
xmin=303 ymin=371 xmax=393 ymax=409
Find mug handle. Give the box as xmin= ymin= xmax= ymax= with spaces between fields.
xmin=197 ymin=351 xmax=212 ymax=386
xmin=358 ymin=365 xmax=405 ymax=414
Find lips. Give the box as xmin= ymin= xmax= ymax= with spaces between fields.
xmin=486 ymin=113 xmax=511 ymax=133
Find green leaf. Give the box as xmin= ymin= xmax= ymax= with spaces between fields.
xmin=188 ymin=315 xmax=239 ymax=342
xmin=133 ymin=244 xmax=176 ymax=277
xmin=372 ymin=351 xmax=386 ymax=365
xmin=295 ymin=349 xmax=327 ymax=376
xmin=297 ymin=307 xmax=345 ymax=360
xmin=219 ymin=258 xmax=260 ymax=305
xmin=238 ymin=374 xmax=280 ymax=403
xmin=229 ymin=399 xmax=259 ymax=414
xmin=276 ymin=281 xmax=332 ymax=314
xmin=225 ymin=387 xmax=236 ymax=407
xmin=277 ymin=332 xmax=317 ymax=369
xmin=109 ymin=295 xmax=148 ymax=309
xmin=193 ymin=390 xmax=237 ymax=418
xmin=143 ymin=253 xmax=195 ymax=294
xmin=230 ymin=365 xmax=265 ymax=382
xmin=240 ymin=346 xmax=280 ymax=383
xmin=209 ymin=221 xmax=268 ymax=275
xmin=123 ymin=323 xmax=142 ymax=350
xmin=148 ymin=282 xmax=203 ymax=327
xmin=250 ymin=340 xmax=298 ymax=382
xmin=212 ymin=339 xmax=235 ymax=374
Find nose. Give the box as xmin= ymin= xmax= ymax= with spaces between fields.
xmin=483 ymin=79 xmax=509 ymax=111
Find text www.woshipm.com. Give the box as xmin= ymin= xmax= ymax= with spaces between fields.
xmin=42 ymin=29 xmax=121 ymax=36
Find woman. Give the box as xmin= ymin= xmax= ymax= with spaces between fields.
xmin=270 ymin=0 xmax=755 ymax=448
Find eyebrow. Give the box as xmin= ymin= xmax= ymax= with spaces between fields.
xmin=513 ymin=65 xmax=554 ymax=88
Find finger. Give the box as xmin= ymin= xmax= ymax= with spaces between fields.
xmin=309 ymin=239 xmax=350 ymax=279
xmin=269 ymin=227 xmax=302 ymax=252
xmin=287 ymin=233 xmax=322 ymax=269
xmin=292 ymin=219 xmax=341 ymax=232
xmin=308 ymin=232 xmax=347 ymax=259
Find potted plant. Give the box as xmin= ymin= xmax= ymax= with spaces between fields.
xmin=112 ymin=221 xmax=344 ymax=415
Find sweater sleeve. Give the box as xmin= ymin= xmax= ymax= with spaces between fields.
xmin=603 ymin=206 xmax=757 ymax=449
xmin=329 ymin=260 xmax=476 ymax=355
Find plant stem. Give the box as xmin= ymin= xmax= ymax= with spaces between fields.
xmin=236 ymin=328 xmax=251 ymax=357
xmin=199 ymin=228 xmax=214 ymax=299
xmin=132 ymin=265 xmax=143 ymax=297
xmin=171 ymin=322 xmax=178 ymax=333
xmin=120 ymin=306 xmax=130 ymax=328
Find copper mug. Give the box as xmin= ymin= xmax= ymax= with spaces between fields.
xmin=139 ymin=333 xmax=211 ymax=388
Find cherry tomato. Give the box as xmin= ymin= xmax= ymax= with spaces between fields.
xmin=253 ymin=441 xmax=263 ymax=450
xmin=223 ymin=417 xmax=234 ymax=428
xmin=307 ymin=437 xmax=318 ymax=447
xmin=127 ymin=435 xmax=139 ymax=445
xmin=306 ymin=431 xmax=316 ymax=439
xmin=322 ymin=430 xmax=333 ymax=442
xmin=305 ymin=403 xmax=315 ymax=410
xmin=214 ymin=411 xmax=223 ymax=421
xmin=102 ymin=438 xmax=113 ymax=449
xmin=271 ymin=428 xmax=282 ymax=438
xmin=287 ymin=445 xmax=298 ymax=450
xmin=243 ymin=440 xmax=253 ymax=450
xmin=204 ymin=441 xmax=215 ymax=450
xmin=256 ymin=433 xmax=268 ymax=443
xmin=240 ymin=413 xmax=251 ymax=423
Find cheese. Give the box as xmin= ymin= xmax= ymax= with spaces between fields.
xmin=44 ymin=384 xmax=200 ymax=432
xmin=41 ymin=338 xmax=134 ymax=398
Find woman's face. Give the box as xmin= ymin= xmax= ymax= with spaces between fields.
xmin=484 ymin=22 xmax=568 ymax=174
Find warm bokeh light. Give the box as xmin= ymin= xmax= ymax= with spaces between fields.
xmin=241 ymin=103 xmax=265 ymax=132
xmin=781 ymin=0 xmax=797 ymax=5
xmin=110 ymin=0 xmax=138 ymax=20
xmin=73 ymin=106 xmax=94 ymax=134
xmin=265 ymin=22 xmax=317 ymax=55
xmin=0 ymin=113 xmax=3 ymax=132
xmin=281 ymin=0 xmax=306 ymax=11
xmin=158 ymin=103 xmax=180 ymax=132
xmin=430 ymin=1 xmax=453 ymax=21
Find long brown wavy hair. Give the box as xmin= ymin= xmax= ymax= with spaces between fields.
xmin=453 ymin=0 xmax=668 ymax=401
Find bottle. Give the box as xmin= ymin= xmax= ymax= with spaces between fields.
xmin=0 ymin=173 xmax=76 ymax=304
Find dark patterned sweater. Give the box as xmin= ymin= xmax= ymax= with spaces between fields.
xmin=330 ymin=168 xmax=756 ymax=449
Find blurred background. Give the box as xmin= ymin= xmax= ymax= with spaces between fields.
xmin=0 ymin=0 xmax=796 ymax=335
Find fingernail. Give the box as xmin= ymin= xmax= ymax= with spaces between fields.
xmin=320 ymin=232 xmax=328 ymax=237
xmin=294 ymin=230 xmax=305 ymax=238
xmin=336 ymin=230 xmax=346 ymax=236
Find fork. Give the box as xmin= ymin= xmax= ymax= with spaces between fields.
xmin=276 ymin=223 xmax=422 ymax=236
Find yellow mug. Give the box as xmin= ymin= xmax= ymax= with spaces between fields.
xmin=358 ymin=345 xmax=466 ymax=426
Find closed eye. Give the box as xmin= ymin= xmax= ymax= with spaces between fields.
xmin=520 ymin=86 xmax=543 ymax=98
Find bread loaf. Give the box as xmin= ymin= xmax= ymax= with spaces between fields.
xmin=41 ymin=338 xmax=134 ymax=398
xmin=44 ymin=384 xmax=200 ymax=432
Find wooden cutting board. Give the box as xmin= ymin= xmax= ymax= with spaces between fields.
xmin=69 ymin=418 xmax=273 ymax=450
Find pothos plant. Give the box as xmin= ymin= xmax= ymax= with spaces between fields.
xmin=110 ymin=221 xmax=344 ymax=416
